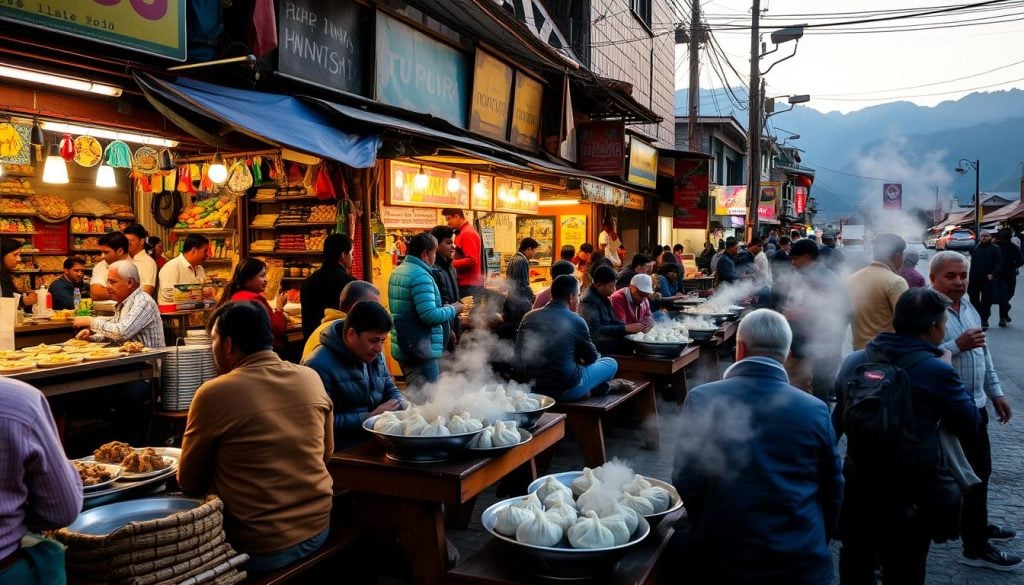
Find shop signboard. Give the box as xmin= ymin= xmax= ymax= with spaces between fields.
xmin=0 ymin=1 xmax=186 ymax=61
xmin=375 ymin=12 xmax=470 ymax=127
xmin=624 ymin=193 xmax=646 ymax=211
xmin=758 ymin=182 xmax=780 ymax=221
xmin=493 ymin=179 xmax=539 ymax=214
xmin=516 ymin=216 xmax=555 ymax=264
xmin=794 ymin=186 xmax=808 ymax=215
xmin=33 ymin=219 xmax=68 ymax=254
xmin=712 ymin=185 xmax=748 ymax=216
xmin=581 ymin=179 xmax=627 ymax=206
xmin=277 ymin=0 xmax=369 ymax=96
xmin=559 ymin=215 xmax=587 ymax=252
xmin=468 ymin=50 xmax=513 ymax=141
xmin=470 ymin=173 xmax=494 ymax=212
xmin=625 ymin=138 xmax=658 ymax=189
xmin=883 ymin=183 xmax=902 ymax=210
xmin=509 ymin=72 xmax=543 ymax=149
xmin=386 ymin=161 xmax=470 ymax=209
xmin=380 ymin=206 xmax=440 ymax=229
xmin=672 ymin=158 xmax=710 ymax=229
xmin=576 ymin=121 xmax=625 ymax=175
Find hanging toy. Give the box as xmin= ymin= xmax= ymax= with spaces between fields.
xmin=59 ymin=133 xmax=75 ymax=161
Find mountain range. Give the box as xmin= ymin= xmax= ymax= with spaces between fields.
xmin=674 ymin=88 xmax=1024 ymax=219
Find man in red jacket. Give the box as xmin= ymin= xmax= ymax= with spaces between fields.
xmin=442 ymin=209 xmax=484 ymax=299
xmin=610 ymin=274 xmax=655 ymax=326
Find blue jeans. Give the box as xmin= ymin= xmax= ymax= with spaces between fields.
xmin=399 ymin=359 xmax=440 ymax=390
xmin=244 ymin=526 xmax=329 ymax=574
xmin=560 ymin=357 xmax=619 ymax=401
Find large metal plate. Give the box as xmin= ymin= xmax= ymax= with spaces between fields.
xmin=527 ymin=471 xmax=683 ymax=525
xmin=68 ymin=496 xmax=202 ymax=535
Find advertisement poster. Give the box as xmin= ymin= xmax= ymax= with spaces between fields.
xmin=509 ymin=72 xmax=543 ymax=149
xmin=758 ymin=182 xmax=780 ymax=221
xmin=576 ymin=121 xmax=625 ymax=175
xmin=468 ymin=50 xmax=513 ymax=141
xmin=559 ymin=215 xmax=587 ymax=253
xmin=672 ymin=158 xmax=710 ymax=229
xmin=794 ymin=186 xmax=808 ymax=215
xmin=625 ymin=138 xmax=658 ymax=188
xmin=883 ymin=183 xmax=902 ymax=210
xmin=712 ymin=185 xmax=748 ymax=216
xmin=516 ymin=216 xmax=555 ymax=265
xmin=387 ymin=161 xmax=470 ymax=209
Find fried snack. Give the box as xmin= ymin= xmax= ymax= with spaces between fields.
xmin=74 ymin=461 xmax=116 ymax=486
xmin=35 ymin=354 xmax=80 ymax=366
xmin=21 ymin=343 xmax=62 ymax=354
xmin=120 ymin=341 xmax=145 ymax=354
xmin=94 ymin=441 xmax=134 ymax=464
xmin=64 ymin=338 xmax=91 ymax=348
xmin=121 ymin=447 xmax=167 ymax=473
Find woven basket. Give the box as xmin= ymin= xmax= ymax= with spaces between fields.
xmin=57 ymin=497 xmax=223 ymax=551
xmin=68 ymin=531 xmax=226 ymax=577
xmin=160 ymin=340 xmax=217 ymax=411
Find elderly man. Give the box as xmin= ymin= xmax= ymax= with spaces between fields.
xmin=609 ymin=274 xmax=655 ymax=327
xmin=580 ymin=265 xmax=652 ymax=355
xmin=301 ymin=280 xmax=381 ymax=361
xmin=846 ymin=233 xmax=909 ymax=350
xmin=179 ymin=301 xmax=334 ymax=574
xmin=90 ymin=231 xmax=132 ymax=301
xmin=929 ymin=251 xmax=1021 ymax=570
xmin=671 ymin=309 xmax=842 ymax=583
xmin=158 ymin=234 xmax=211 ymax=304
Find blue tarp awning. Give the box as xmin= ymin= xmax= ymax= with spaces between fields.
xmin=135 ymin=74 xmax=380 ymax=169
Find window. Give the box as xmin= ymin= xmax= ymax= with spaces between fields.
xmin=632 ymin=0 xmax=652 ymax=30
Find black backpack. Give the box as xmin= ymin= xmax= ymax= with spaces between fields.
xmin=838 ymin=349 xmax=933 ymax=472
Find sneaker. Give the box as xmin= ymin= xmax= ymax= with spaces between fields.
xmin=960 ymin=545 xmax=1023 ymax=571
xmin=1007 ymin=315 xmax=1014 ymax=323
xmin=988 ymin=524 xmax=1017 ymax=542
xmin=608 ymin=379 xmax=635 ymax=394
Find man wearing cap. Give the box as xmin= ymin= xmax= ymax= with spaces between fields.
xmin=969 ymin=230 xmax=1003 ymax=330
xmin=609 ymin=274 xmax=655 ymax=327
xmin=898 ymin=250 xmax=926 ymax=289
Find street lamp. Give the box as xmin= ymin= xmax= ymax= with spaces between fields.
xmin=955 ymin=159 xmax=981 ymax=237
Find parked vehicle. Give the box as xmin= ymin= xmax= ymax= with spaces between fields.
xmin=944 ymin=229 xmax=976 ymax=252
xmin=935 ymin=225 xmax=960 ymax=251
xmin=923 ymin=232 xmax=939 ymax=249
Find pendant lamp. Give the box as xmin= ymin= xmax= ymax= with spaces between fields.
xmin=42 ymin=144 xmax=69 ymax=184
xmin=207 ymin=152 xmax=228 ymax=184
xmin=96 ymin=164 xmax=116 ymax=188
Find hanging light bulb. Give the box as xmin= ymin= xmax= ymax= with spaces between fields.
xmin=30 ymin=118 xmax=44 ymax=146
xmin=498 ymin=185 xmax=509 ymax=202
xmin=446 ymin=170 xmax=461 ymax=193
xmin=207 ymin=151 xmax=228 ymax=184
xmin=95 ymin=164 xmax=116 ymax=188
xmin=518 ymin=188 xmax=530 ymax=202
xmin=472 ymin=177 xmax=486 ymax=197
xmin=42 ymin=144 xmax=69 ymax=184
xmin=413 ymin=164 xmax=429 ymax=192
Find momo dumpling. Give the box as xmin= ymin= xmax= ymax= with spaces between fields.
xmin=619 ymin=491 xmax=655 ymax=516
xmin=543 ymin=490 xmax=575 ymax=509
xmin=420 ymin=416 xmax=451 ymax=437
xmin=470 ymin=426 xmax=494 ymax=448
xmin=536 ymin=476 xmax=573 ymax=502
xmin=598 ymin=501 xmax=638 ymax=534
xmin=494 ymin=503 xmax=533 ymax=536
xmin=511 ymin=393 xmax=540 ymax=411
xmin=567 ymin=511 xmax=615 ymax=549
xmin=492 ymin=421 xmax=521 ymax=446
xmin=623 ymin=474 xmax=652 ymax=496
xmin=372 ymin=411 xmax=403 ymax=434
xmin=515 ymin=507 xmax=563 ymax=547
xmin=599 ymin=512 xmax=631 ymax=545
xmin=447 ymin=414 xmax=471 ymax=434
xmin=640 ymin=486 xmax=672 ymax=514
xmin=544 ymin=500 xmax=578 ymax=532
xmin=577 ymin=485 xmax=616 ymax=514
xmin=514 ymin=492 xmax=544 ymax=513
xmin=571 ymin=468 xmax=602 ymax=497
xmin=401 ymin=413 xmax=428 ymax=436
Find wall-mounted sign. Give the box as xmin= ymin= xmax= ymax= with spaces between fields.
xmin=380 ymin=206 xmax=441 ymax=229
xmin=794 ymin=186 xmax=808 ymax=215
xmin=581 ymin=179 xmax=627 ymax=206
xmin=576 ymin=121 xmax=625 ymax=175
xmin=883 ymin=183 xmax=902 ymax=210
xmin=624 ymin=193 xmax=646 ymax=211
xmin=625 ymin=138 xmax=658 ymax=189
xmin=470 ymin=173 xmax=494 ymax=212
xmin=33 ymin=219 xmax=68 ymax=254
xmin=516 ymin=216 xmax=554 ymax=264
xmin=375 ymin=12 xmax=470 ymax=127
xmin=0 ymin=1 xmax=186 ymax=61
xmin=712 ymin=185 xmax=748 ymax=216
xmin=277 ymin=0 xmax=369 ymax=96
xmin=758 ymin=182 xmax=780 ymax=221
xmin=509 ymin=71 xmax=543 ymax=149
xmin=468 ymin=50 xmax=513 ymax=141
xmin=387 ymin=161 xmax=470 ymax=209
xmin=494 ymin=179 xmax=539 ymax=214
xmin=673 ymin=158 xmax=710 ymax=229
xmin=559 ymin=215 xmax=587 ymax=252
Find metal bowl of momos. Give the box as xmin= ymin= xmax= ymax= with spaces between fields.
xmin=502 ymin=393 xmax=555 ymax=429
xmin=362 ymin=415 xmax=482 ymax=464
xmin=527 ymin=471 xmax=684 ymax=527
xmin=481 ymin=495 xmax=651 ymax=580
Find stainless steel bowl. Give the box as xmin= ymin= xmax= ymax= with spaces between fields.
xmin=482 ymin=495 xmax=651 ymax=580
xmin=686 ymin=328 xmax=718 ymax=342
xmin=505 ymin=393 xmax=555 ymax=429
xmin=362 ymin=415 xmax=482 ymax=463
xmin=630 ymin=339 xmax=690 ymax=358
xmin=466 ymin=427 xmax=533 ymax=456
xmin=528 ymin=471 xmax=684 ymax=527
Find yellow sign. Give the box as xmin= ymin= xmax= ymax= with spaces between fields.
xmin=470 ymin=173 xmax=494 ymax=212
xmin=624 ymin=193 xmax=646 ymax=210
xmin=509 ymin=72 xmax=543 ymax=149
xmin=626 ymin=138 xmax=658 ymax=188
xmin=469 ymin=51 xmax=514 ymax=141
xmin=0 ymin=1 xmax=186 ymax=61
xmin=559 ymin=215 xmax=587 ymax=252
xmin=387 ymin=161 xmax=470 ymax=209
xmin=493 ymin=179 xmax=539 ymax=214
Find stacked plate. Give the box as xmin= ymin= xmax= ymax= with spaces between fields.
xmin=182 ymin=329 xmax=211 ymax=346
xmin=160 ymin=344 xmax=217 ymax=411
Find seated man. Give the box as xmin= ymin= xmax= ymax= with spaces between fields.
xmin=303 ymin=301 xmax=407 ymax=449
xmin=515 ymin=275 xmax=626 ymax=401
xmin=609 ymin=274 xmax=655 ymax=327
xmin=49 ymin=257 xmax=88 ymax=310
xmin=178 ymin=301 xmax=334 ymax=574
xmin=301 ymin=280 xmax=381 ymax=361
xmin=532 ymin=260 xmax=577 ymax=309
xmin=579 ymin=265 xmax=651 ymax=355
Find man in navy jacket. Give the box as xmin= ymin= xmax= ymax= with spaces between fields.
xmin=672 ymin=308 xmax=843 ymax=584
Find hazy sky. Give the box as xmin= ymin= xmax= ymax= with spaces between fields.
xmin=673 ymin=0 xmax=1024 ymax=114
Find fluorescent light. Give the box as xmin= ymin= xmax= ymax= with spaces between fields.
xmin=42 ymin=145 xmax=68 ymax=184
xmin=96 ymin=164 xmax=116 ymax=188
xmin=539 ymin=198 xmax=580 ymax=206
xmin=38 ymin=121 xmax=178 ymax=147
xmin=0 ymin=63 xmax=122 ymax=97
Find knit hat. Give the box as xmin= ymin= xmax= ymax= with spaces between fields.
xmin=1 ymin=237 xmax=24 ymax=258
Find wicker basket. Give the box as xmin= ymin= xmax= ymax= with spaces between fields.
xmin=160 ymin=340 xmax=218 ymax=411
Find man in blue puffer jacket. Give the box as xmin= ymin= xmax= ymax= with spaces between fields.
xmin=304 ymin=301 xmax=407 ymax=450
xmin=388 ymin=232 xmax=463 ymax=388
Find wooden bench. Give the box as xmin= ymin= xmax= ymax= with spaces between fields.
xmin=612 ymin=345 xmax=700 ymax=404
xmin=243 ymin=509 xmax=358 ymax=585
xmin=549 ymin=379 xmax=655 ymax=468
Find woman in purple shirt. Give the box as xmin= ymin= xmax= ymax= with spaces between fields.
xmin=899 ymin=250 xmax=927 ymax=289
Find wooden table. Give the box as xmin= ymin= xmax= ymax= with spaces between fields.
xmin=7 ymin=350 xmax=168 ymax=398
xmin=15 ymin=320 xmax=76 ymax=348
xmin=329 ymin=413 xmax=566 ymax=585
xmin=611 ymin=345 xmax=700 ymax=404
xmin=550 ymin=380 xmax=656 ymax=467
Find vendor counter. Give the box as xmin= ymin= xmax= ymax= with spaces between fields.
xmin=15 ymin=320 xmax=76 ymax=348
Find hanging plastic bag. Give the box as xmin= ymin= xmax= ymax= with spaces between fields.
xmin=314 ymin=164 xmax=336 ymax=200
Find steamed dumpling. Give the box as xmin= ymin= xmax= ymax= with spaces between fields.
xmin=599 ymin=512 xmax=631 ymax=545
xmin=577 ymin=485 xmax=616 ymax=514
xmin=598 ymin=501 xmax=639 ymax=534
xmin=543 ymin=490 xmax=575 ymax=509
xmin=513 ymin=492 xmax=544 ymax=513
xmin=571 ymin=468 xmax=602 ymax=497
xmin=544 ymin=500 xmax=578 ymax=532
xmin=448 ymin=413 xmax=483 ymax=434
xmin=470 ymin=426 xmax=494 ymax=448
xmin=401 ymin=413 xmax=428 ymax=436
xmin=536 ymin=476 xmax=573 ymax=503
xmin=492 ymin=421 xmax=521 ymax=446
xmin=619 ymin=491 xmax=656 ymax=516
xmin=640 ymin=486 xmax=672 ymax=514
xmin=372 ymin=411 xmax=403 ymax=434
xmin=420 ymin=416 xmax=451 ymax=437
xmin=511 ymin=392 xmax=540 ymax=411
xmin=515 ymin=507 xmax=563 ymax=547
xmin=494 ymin=503 xmax=533 ymax=536
xmin=567 ymin=511 xmax=615 ymax=549
xmin=623 ymin=474 xmax=653 ymax=496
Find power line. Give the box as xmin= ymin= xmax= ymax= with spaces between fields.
xmin=812 ymin=56 xmax=1024 ymax=97
xmin=812 ymin=73 xmax=1024 ymax=102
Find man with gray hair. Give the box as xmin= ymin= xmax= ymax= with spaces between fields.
xmin=671 ymin=309 xmax=842 ymax=583
xmin=929 ymin=251 xmax=1020 ymax=570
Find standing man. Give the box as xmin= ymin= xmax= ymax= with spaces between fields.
xmin=124 ymin=224 xmax=157 ymax=296
xmin=430 ymin=225 xmax=462 ymax=349
xmin=671 ymin=309 xmax=842 ymax=583
xmin=441 ymin=209 xmax=483 ymax=299
xmin=715 ymin=238 xmax=739 ymax=284
xmin=748 ymin=237 xmax=772 ymax=285
xmin=846 ymin=233 xmax=909 ymax=350
xmin=994 ymin=228 xmax=1023 ymax=327
xmin=580 ymin=265 xmax=652 ymax=355
xmin=929 ymin=251 xmax=1021 ymax=571
xmin=968 ymin=230 xmax=1003 ymax=330
xmin=158 ymin=234 xmax=210 ymax=304
xmin=178 ymin=301 xmax=334 ymax=574
xmin=50 ymin=257 xmax=88 ymax=310
xmin=300 ymin=234 xmax=355 ymax=341
xmin=599 ymin=217 xmax=623 ymax=269
xmin=504 ymin=237 xmax=539 ymax=333
xmin=91 ymin=232 xmax=132 ymax=301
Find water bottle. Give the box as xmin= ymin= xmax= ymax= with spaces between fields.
xmin=73 ymin=287 xmax=82 ymax=312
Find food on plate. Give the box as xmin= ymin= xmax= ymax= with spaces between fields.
xmin=121 ymin=447 xmax=169 ymax=473
xmin=51 ymin=309 xmax=75 ymax=321
xmin=84 ymin=349 xmax=120 ymax=360
xmin=35 ymin=354 xmax=82 ymax=366
xmin=94 ymin=441 xmax=134 ymax=464
xmin=628 ymin=321 xmax=690 ymax=344
xmin=0 ymin=350 xmax=22 ymax=360
xmin=468 ymin=420 xmax=520 ymax=449
xmin=0 ymin=359 xmax=35 ymax=373
xmin=64 ymin=338 xmax=91 ymax=348
xmin=30 ymin=195 xmax=72 ymax=220
xmin=515 ymin=507 xmax=563 ymax=547
xmin=20 ymin=343 xmax=62 ymax=354
xmin=73 ymin=461 xmax=118 ymax=486
xmin=120 ymin=341 xmax=145 ymax=353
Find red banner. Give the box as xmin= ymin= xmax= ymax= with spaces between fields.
xmin=576 ymin=121 xmax=625 ymax=175
xmin=758 ymin=183 xmax=779 ymax=221
xmin=33 ymin=219 xmax=68 ymax=254
xmin=794 ymin=187 xmax=808 ymax=215
xmin=673 ymin=158 xmax=710 ymax=229
xmin=883 ymin=183 xmax=902 ymax=210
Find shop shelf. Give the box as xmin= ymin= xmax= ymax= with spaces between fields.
xmin=250 ymin=222 xmax=336 ymax=229
xmin=70 ymin=247 xmax=101 ymax=252
xmin=0 ymin=211 xmax=38 ymax=217
xmin=12 ymin=269 xmax=39 ymax=273
xmin=71 ymin=232 xmax=112 ymax=236
xmin=256 ymin=250 xmax=324 ymax=256
xmin=171 ymin=228 xmax=235 ymax=234
xmin=0 ymin=231 xmax=37 ymax=236
xmin=204 ymin=258 xmax=234 ymax=264
xmin=252 ymin=195 xmax=320 ymax=202
xmin=17 ymin=249 xmax=41 ymax=254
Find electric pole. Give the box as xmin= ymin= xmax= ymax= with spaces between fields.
xmin=687 ymin=0 xmax=701 ymax=151
xmin=746 ymin=0 xmax=761 ymax=240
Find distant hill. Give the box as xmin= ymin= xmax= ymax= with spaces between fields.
xmin=675 ymin=88 xmax=1024 ymax=218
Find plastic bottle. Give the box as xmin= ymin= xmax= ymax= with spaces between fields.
xmin=42 ymin=285 xmax=51 ymax=310
xmin=73 ymin=287 xmax=82 ymax=312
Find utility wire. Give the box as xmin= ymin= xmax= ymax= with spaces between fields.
xmin=813 ymin=56 xmax=1024 ymax=97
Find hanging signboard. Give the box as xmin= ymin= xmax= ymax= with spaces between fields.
xmin=673 ymin=158 xmax=710 ymax=229
xmin=277 ymin=0 xmax=369 ymax=96
xmin=468 ymin=50 xmax=513 ymax=141
xmin=625 ymin=138 xmax=658 ymax=189
xmin=758 ymin=182 xmax=780 ymax=221
xmin=883 ymin=183 xmax=902 ymax=210
xmin=509 ymin=72 xmax=543 ymax=149
xmin=712 ymin=185 xmax=748 ymax=216
xmin=624 ymin=193 xmax=646 ymax=211
xmin=470 ymin=173 xmax=494 ymax=212
xmin=380 ymin=206 xmax=441 ymax=229
xmin=576 ymin=121 xmax=625 ymax=175
xmin=0 ymin=1 xmax=186 ymax=61
xmin=794 ymin=186 xmax=808 ymax=215
xmin=493 ymin=179 xmax=539 ymax=214
xmin=386 ymin=161 xmax=470 ymax=209
xmin=375 ymin=12 xmax=470 ymax=127
xmin=581 ymin=179 xmax=627 ymax=206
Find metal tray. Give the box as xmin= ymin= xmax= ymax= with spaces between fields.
xmin=68 ymin=496 xmax=202 ymax=535
xmin=505 ymin=393 xmax=556 ymax=429
xmin=363 ymin=416 xmax=482 ymax=463
xmin=528 ymin=470 xmax=684 ymax=527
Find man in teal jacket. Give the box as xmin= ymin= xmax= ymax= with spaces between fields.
xmin=388 ymin=232 xmax=463 ymax=388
